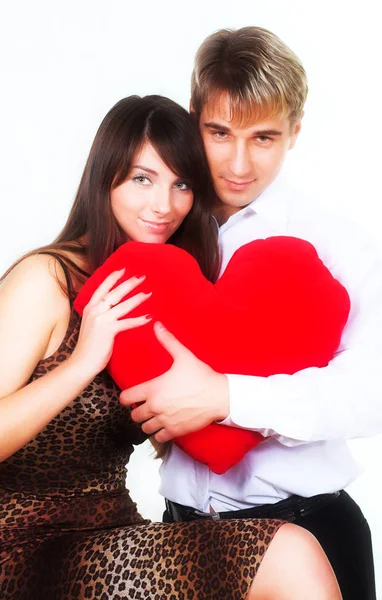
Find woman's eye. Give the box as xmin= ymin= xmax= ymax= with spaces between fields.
xmin=174 ymin=181 xmax=191 ymax=191
xmin=132 ymin=174 xmax=151 ymax=185
xmin=214 ymin=131 xmax=227 ymax=139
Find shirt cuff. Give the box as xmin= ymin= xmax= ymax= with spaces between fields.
xmin=219 ymin=373 xmax=316 ymax=443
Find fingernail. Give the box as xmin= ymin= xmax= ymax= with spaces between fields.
xmin=119 ymin=268 xmax=126 ymax=273
xmin=137 ymin=275 xmax=146 ymax=280
xmin=155 ymin=321 xmax=166 ymax=331
xmin=145 ymin=314 xmax=153 ymax=320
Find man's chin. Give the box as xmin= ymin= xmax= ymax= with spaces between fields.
xmin=213 ymin=181 xmax=258 ymax=209
xmin=217 ymin=191 xmax=255 ymax=209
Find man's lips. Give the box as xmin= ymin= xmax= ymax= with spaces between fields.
xmin=223 ymin=178 xmax=256 ymax=191
xmin=139 ymin=219 xmax=173 ymax=233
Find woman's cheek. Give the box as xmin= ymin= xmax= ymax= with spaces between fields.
xmin=183 ymin=194 xmax=194 ymax=216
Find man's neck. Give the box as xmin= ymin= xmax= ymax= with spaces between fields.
xmin=212 ymin=201 xmax=250 ymax=227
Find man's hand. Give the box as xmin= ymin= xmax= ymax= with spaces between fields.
xmin=119 ymin=322 xmax=230 ymax=443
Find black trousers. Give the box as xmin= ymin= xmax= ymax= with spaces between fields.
xmin=295 ymin=491 xmax=376 ymax=600
xmin=163 ymin=491 xmax=376 ymax=600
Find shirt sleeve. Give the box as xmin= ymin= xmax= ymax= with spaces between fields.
xmin=219 ymin=220 xmax=382 ymax=446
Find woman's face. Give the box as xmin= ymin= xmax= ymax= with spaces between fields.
xmin=111 ymin=142 xmax=194 ymax=243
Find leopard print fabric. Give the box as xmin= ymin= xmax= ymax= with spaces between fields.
xmin=0 ymin=307 xmax=284 ymax=599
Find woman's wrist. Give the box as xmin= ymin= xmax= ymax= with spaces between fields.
xmin=64 ymin=353 xmax=101 ymax=387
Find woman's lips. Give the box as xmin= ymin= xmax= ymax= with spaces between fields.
xmin=140 ymin=219 xmax=172 ymax=233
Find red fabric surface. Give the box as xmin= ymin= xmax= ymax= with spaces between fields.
xmin=74 ymin=236 xmax=350 ymax=474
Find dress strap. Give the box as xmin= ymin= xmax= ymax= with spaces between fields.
xmin=37 ymin=251 xmax=76 ymax=307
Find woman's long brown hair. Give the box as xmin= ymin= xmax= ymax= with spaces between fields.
xmin=1 ymin=95 xmax=221 ymax=459
xmin=1 ymin=95 xmax=220 ymax=299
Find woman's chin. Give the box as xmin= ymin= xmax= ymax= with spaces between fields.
xmin=128 ymin=232 xmax=170 ymax=245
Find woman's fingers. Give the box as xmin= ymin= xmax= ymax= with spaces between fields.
xmin=73 ymin=272 xmax=152 ymax=377
xmin=88 ymin=269 xmax=126 ymax=307
xmin=110 ymin=292 xmax=152 ymax=320
xmin=106 ymin=275 xmax=147 ymax=308
xmin=115 ymin=314 xmax=152 ymax=333
xmin=87 ymin=271 xmax=147 ymax=312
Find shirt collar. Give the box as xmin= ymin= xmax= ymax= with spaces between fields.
xmin=219 ymin=174 xmax=290 ymax=235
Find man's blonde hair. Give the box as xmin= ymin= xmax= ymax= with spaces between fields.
xmin=191 ymin=26 xmax=308 ymax=126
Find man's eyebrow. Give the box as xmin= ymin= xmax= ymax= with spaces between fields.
xmin=132 ymin=165 xmax=158 ymax=175
xmin=203 ymin=122 xmax=231 ymax=133
xmin=203 ymin=122 xmax=283 ymax=136
xmin=254 ymin=129 xmax=283 ymax=136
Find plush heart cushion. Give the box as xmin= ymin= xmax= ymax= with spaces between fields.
xmin=74 ymin=237 xmax=350 ymax=474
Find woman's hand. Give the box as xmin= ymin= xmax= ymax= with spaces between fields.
xmin=70 ymin=269 xmax=151 ymax=378
xmin=0 ymin=259 xmax=152 ymax=461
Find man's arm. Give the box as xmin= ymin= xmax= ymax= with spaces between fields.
xmin=121 ymin=227 xmax=382 ymax=446
xmin=224 ymin=347 xmax=382 ymax=446
xmin=222 ymin=224 xmax=382 ymax=445
xmin=120 ymin=321 xmax=230 ymax=443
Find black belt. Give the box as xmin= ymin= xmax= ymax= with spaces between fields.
xmin=165 ymin=491 xmax=342 ymax=523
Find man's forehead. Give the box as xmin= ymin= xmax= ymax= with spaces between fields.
xmin=200 ymin=93 xmax=288 ymax=130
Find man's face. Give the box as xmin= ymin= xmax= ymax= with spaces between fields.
xmin=198 ymin=95 xmax=301 ymax=220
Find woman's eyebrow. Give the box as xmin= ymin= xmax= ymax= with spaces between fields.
xmin=131 ymin=165 xmax=158 ymax=175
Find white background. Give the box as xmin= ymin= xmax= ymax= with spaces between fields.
xmin=0 ymin=0 xmax=381 ymax=595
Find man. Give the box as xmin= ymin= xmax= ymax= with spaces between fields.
xmin=121 ymin=27 xmax=379 ymax=599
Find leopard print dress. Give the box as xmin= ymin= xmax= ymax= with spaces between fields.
xmin=0 ymin=307 xmax=284 ymax=600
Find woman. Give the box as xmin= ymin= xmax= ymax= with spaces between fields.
xmin=0 ymin=95 xmax=341 ymax=599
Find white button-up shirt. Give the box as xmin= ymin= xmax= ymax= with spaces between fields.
xmin=159 ymin=175 xmax=382 ymax=512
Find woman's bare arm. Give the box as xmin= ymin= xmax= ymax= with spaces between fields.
xmin=0 ymin=254 xmax=151 ymax=461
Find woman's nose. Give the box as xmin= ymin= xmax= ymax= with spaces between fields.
xmin=150 ymin=187 xmax=172 ymax=216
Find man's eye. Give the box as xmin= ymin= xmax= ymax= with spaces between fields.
xmin=132 ymin=174 xmax=151 ymax=185
xmin=214 ymin=131 xmax=227 ymax=139
xmin=257 ymin=136 xmax=271 ymax=143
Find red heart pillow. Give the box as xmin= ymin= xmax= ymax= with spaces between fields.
xmin=74 ymin=237 xmax=350 ymax=474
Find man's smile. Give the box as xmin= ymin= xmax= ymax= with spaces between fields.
xmin=222 ymin=178 xmax=257 ymax=191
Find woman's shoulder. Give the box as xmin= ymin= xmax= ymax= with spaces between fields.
xmin=3 ymin=253 xmax=70 ymax=295
xmin=5 ymin=247 xmax=88 ymax=294
xmin=0 ymin=253 xmax=80 ymax=396
xmin=0 ymin=253 xmax=72 ymax=324
xmin=1 ymin=246 xmax=89 ymax=321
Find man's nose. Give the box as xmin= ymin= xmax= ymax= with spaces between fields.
xmin=228 ymin=142 xmax=253 ymax=179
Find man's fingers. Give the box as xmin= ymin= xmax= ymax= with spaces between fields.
xmin=154 ymin=428 xmax=174 ymax=443
xmin=120 ymin=383 xmax=149 ymax=407
xmin=141 ymin=417 xmax=162 ymax=435
xmin=130 ymin=402 xmax=154 ymax=424
xmin=153 ymin=321 xmax=191 ymax=361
